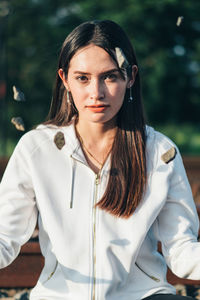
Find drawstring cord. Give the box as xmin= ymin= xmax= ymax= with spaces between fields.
xmin=69 ymin=156 xmax=76 ymax=209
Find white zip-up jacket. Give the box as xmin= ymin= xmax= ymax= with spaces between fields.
xmin=0 ymin=122 xmax=200 ymax=300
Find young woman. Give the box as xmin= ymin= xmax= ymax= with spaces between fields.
xmin=0 ymin=20 xmax=199 ymax=300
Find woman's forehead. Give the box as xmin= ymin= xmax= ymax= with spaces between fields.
xmin=68 ymin=44 xmax=117 ymax=72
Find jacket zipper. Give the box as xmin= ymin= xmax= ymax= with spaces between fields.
xmin=92 ymin=172 xmax=100 ymax=300
xmin=135 ymin=262 xmax=160 ymax=282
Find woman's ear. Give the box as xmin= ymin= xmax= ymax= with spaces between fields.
xmin=127 ymin=65 xmax=138 ymax=88
xmin=58 ymin=68 xmax=69 ymax=90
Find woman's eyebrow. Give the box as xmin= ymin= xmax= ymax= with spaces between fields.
xmin=101 ymin=69 xmax=120 ymax=76
xmin=73 ymin=68 xmax=120 ymax=76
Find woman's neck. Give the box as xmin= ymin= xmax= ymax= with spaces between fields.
xmin=75 ymin=119 xmax=117 ymax=173
xmin=75 ymin=119 xmax=117 ymax=146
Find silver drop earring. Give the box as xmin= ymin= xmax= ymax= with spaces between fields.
xmin=128 ymin=87 xmax=133 ymax=103
xmin=67 ymin=90 xmax=71 ymax=105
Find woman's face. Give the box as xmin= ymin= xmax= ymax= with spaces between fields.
xmin=59 ymin=44 xmax=136 ymax=127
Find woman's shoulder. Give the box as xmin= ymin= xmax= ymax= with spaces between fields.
xmin=145 ymin=125 xmax=179 ymax=168
xmin=146 ymin=125 xmax=177 ymax=151
xmin=19 ymin=124 xmax=59 ymax=145
xmin=15 ymin=123 xmax=74 ymax=156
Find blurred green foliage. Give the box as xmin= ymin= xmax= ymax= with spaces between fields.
xmin=156 ymin=123 xmax=200 ymax=155
xmin=0 ymin=0 xmax=200 ymax=156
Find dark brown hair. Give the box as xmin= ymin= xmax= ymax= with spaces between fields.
xmin=46 ymin=20 xmax=147 ymax=218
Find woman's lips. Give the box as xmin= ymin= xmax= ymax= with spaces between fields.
xmin=86 ymin=105 xmax=109 ymax=112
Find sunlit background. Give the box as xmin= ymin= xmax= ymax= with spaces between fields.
xmin=0 ymin=0 xmax=200 ymax=156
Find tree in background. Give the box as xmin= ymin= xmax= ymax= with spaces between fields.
xmin=0 ymin=0 xmax=200 ymax=155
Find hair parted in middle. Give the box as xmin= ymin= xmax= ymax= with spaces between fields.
xmin=46 ymin=20 xmax=147 ymax=218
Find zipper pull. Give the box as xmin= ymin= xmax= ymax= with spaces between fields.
xmin=150 ymin=276 xmax=160 ymax=282
xmin=95 ymin=172 xmax=100 ymax=185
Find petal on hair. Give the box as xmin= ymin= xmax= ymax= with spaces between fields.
xmin=115 ymin=47 xmax=129 ymax=69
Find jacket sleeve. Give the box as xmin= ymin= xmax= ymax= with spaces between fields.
xmin=155 ymin=148 xmax=200 ymax=280
xmin=0 ymin=137 xmax=38 ymax=268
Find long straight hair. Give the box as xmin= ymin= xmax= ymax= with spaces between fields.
xmin=45 ymin=20 xmax=147 ymax=218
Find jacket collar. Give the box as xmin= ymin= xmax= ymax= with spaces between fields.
xmin=61 ymin=121 xmax=111 ymax=174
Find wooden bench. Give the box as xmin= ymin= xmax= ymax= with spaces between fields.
xmin=0 ymin=242 xmax=43 ymax=287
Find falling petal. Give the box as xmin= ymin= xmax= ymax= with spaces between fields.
xmin=176 ymin=16 xmax=184 ymax=27
xmin=11 ymin=117 xmax=25 ymax=131
xmin=13 ymin=85 xmax=26 ymax=101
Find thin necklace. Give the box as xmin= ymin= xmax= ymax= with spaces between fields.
xmin=75 ymin=127 xmax=112 ymax=169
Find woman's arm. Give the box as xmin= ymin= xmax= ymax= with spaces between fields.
xmin=156 ymin=148 xmax=200 ymax=280
xmin=0 ymin=138 xmax=38 ymax=268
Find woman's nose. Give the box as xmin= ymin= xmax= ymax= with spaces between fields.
xmin=89 ymin=79 xmax=105 ymax=100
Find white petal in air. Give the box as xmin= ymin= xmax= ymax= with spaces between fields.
xmin=11 ymin=117 xmax=25 ymax=131
xmin=13 ymin=85 xmax=26 ymax=101
xmin=176 ymin=16 xmax=184 ymax=27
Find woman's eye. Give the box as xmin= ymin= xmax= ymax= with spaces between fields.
xmin=104 ymin=74 xmax=117 ymax=81
xmin=76 ymin=75 xmax=88 ymax=82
